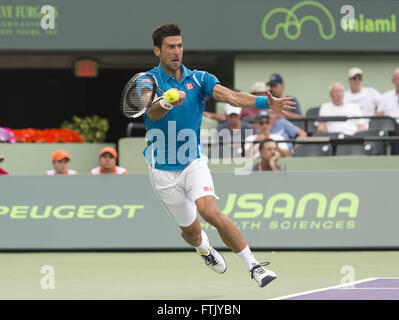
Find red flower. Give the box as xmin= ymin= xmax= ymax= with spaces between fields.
xmin=8 ymin=128 xmax=83 ymax=143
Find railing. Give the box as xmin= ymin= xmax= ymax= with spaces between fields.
xmin=126 ymin=115 xmax=399 ymax=156
xmin=290 ymin=115 xmax=399 ymax=135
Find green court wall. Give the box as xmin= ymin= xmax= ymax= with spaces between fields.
xmin=2 ymin=139 xmax=399 ymax=175
xmin=0 ymin=143 xmax=115 ymax=175
xmin=117 ymin=138 xmax=399 ymax=173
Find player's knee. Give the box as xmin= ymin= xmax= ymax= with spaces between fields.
xmin=200 ymin=208 xmax=223 ymax=227
xmin=181 ymin=224 xmax=201 ymax=241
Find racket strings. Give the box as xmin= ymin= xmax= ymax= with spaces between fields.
xmin=123 ymin=75 xmax=155 ymax=116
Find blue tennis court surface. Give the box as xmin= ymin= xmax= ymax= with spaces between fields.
xmin=274 ymin=278 xmax=399 ymax=300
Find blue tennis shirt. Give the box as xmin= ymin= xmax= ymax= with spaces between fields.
xmin=143 ymin=64 xmax=220 ymax=171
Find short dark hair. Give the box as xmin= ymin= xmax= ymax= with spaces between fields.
xmin=152 ymin=24 xmax=182 ymax=48
xmin=259 ymin=138 xmax=275 ymax=152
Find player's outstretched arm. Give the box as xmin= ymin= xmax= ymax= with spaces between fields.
xmin=212 ymin=84 xmax=296 ymax=116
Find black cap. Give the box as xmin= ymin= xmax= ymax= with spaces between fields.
xmin=267 ymin=74 xmax=284 ymax=86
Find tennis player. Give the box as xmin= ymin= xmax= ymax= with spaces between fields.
xmin=142 ymin=24 xmax=295 ymax=287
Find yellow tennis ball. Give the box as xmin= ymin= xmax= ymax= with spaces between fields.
xmin=165 ymin=89 xmax=179 ymax=103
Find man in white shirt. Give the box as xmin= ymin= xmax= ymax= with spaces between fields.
xmin=376 ymin=68 xmax=399 ymax=118
xmin=317 ymin=82 xmax=367 ymax=136
xmin=344 ymin=67 xmax=382 ymax=127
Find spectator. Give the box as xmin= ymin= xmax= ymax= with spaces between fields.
xmin=203 ymin=81 xmax=268 ymax=124
xmin=252 ymin=139 xmax=285 ymax=172
xmin=344 ymin=67 xmax=382 ymax=127
xmin=267 ymin=74 xmax=302 ymax=119
xmin=45 ymin=150 xmax=78 ymax=175
xmin=267 ymin=108 xmax=307 ymax=151
xmin=376 ymin=68 xmax=399 ymax=118
xmin=0 ymin=155 xmax=8 ymax=175
xmin=90 ymin=147 xmax=128 ymax=174
xmin=244 ymin=111 xmax=291 ymax=158
xmin=317 ymin=82 xmax=367 ymax=136
xmin=240 ymin=82 xmax=268 ymax=124
xmin=215 ymin=104 xmax=253 ymax=158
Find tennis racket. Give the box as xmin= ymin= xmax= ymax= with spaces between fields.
xmin=121 ymin=72 xmax=172 ymax=119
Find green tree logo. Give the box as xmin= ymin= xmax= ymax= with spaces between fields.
xmin=262 ymin=0 xmax=336 ymax=40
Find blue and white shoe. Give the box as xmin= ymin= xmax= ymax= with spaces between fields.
xmin=250 ymin=262 xmax=277 ymax=287
xmin=200 ymin=247 xmax=227 ymax=274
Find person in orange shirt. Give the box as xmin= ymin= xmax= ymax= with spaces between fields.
xmin=45 ymin=150 xmax=78 ymax=175
xmin=90 ymin=147 xmax=128 ymax=175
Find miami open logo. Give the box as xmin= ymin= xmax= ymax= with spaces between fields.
xmin=262 ymin=0 xmax=336 ymax=40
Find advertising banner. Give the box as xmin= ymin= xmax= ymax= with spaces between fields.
xmin=0 ymin=0 xmax=398 ymax=52
xmin=0 ymin=171 xmax=398 ymax=250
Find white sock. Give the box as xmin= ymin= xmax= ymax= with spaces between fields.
xmin=237 ymin=245 xmax=259 ymax=271
xmin=195 ymin=230 xmax=211 ymax=255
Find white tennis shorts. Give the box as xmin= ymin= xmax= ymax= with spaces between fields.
xmin=148 ymin=157 xmax=216 ymax=227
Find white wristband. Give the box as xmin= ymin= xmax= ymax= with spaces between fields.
xmin=159 ymin=98 xmax=173 ymax=111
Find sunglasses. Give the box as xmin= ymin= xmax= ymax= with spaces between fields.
xmin=258 ymin=120 xmax=270 ymax=125
xmin=351 ymin=76 xmax=362 ymax=81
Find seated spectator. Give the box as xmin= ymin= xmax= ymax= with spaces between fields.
xmin=376 ymin=68 xmax=399 ymax=118
xmin=317 ymin=82 xmax=367 ymax=136
xmin=268 ymin=108 xmax=307 ymax=151
xmin=267 ymin=74 xmax=302 ymax=119
xmin=0 ymin=155 xmax=8 ymax=175
xmin=244 ymin=111 xmax=291 ymax=158
xmin=252 ymin=139 xmax=285 ymax=172
xmin=45 ymin=150 xmax=78 ymax=175
xmin=215 ymin=104 xmax=253 ymax=158
xmin=344 ymin=67 xmax=382 ymax=127
xmin=90 ymin=147 xmax=128 ymax=174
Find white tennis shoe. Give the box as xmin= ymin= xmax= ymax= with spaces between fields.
xmin=200 ymin=247 xmax=227 ymax=274
xmin=250 ymin=262 xmax=277 ymax=287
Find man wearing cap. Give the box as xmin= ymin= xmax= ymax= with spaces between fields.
xmin=90 ymin=147 xmax=128 ymax=174
xmin=244 ymin=111 xmax=290 ymax=158
xmin=344 ymin=67 xmax=382 ymax=127
xmin=0 ymin=155 xmax=8 ymax=175
xmin=376 ymin=68 xmax=399 ymax=118
xmin=267 ymin=74 xmax=302 ymax=119
xmin=45 ymin=150 xmax=78 ymax=175
xmin=215 ymin=104 xmax=254 ymax=158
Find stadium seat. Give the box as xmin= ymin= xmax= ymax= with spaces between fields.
xmin=289 ymin=118 xmax=306 ymax=131
xmin=126 ymin=122 xmax=145 ymax=137
xmin=335 ymin=142 xmax=375 ymax=156
xmin=369 ymin=117 xmax=398 ymax=134
xmin=312 ymin=132 xmax=347 ymax=139
xmin=369 ymin=118 xmax=399 ymax=154
xmin=354 ymin=129 xmax=388 ymax=155
xmin=293 ymin=143 xmax=333 ymax=157
xmin=304 ymin=106 xmax=320 ymax=136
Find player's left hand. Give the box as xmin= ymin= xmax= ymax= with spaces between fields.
xmin=172 ymin=91 xmax=186 ymax=106
xmin=267 ymin=91 xmax=296 ymax=117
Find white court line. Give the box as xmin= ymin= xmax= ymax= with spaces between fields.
xmin=271 ymin=278 xmax=377 ymax=300
xmin=272 ymin=277 xmax=399 ymax=300
xmin=341 ymin=288 xmax=399 ymax=290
